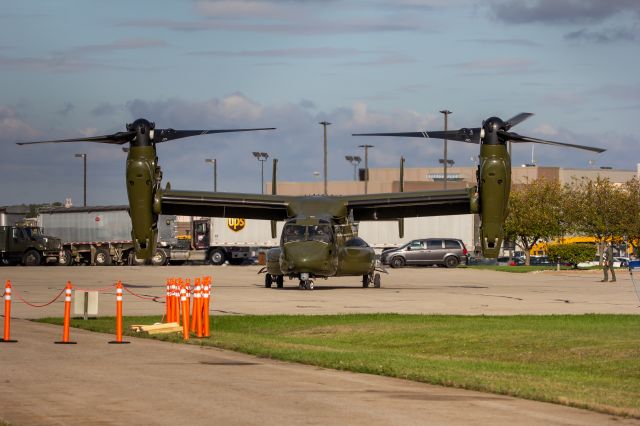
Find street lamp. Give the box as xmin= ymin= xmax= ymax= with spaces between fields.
xmin=204 ymin=158 xmax=217 ymax=192
xmin=319 ymin=121 xmax=331 ymax=195
xmin=252 ymin=152 xmax=269 ymax=194
xmin=74 ymin=153 xmax=87 ymax=207
xmin=439 ymin=109 xmax=452 ymax=189
xmin=345 ymin=155 xmax=362 ymax=181
xmin=358 ymin=144 xmax=374 ymax=194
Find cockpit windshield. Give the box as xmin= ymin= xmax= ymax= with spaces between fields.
xmin=282 ymin=225 xmax=306 ymax=243
xmin=24 ymin=227 xmax=42 ymax=238
xmin=307 ymin=225 xmax=332 ymax=243
xmin=282 ymin=223 xmax=333 ymax=244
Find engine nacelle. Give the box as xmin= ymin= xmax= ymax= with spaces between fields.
xmin=126 ymin=146 xmax=159 ymax=261
xmin=478 ymin=144 xmax=510 ymax=258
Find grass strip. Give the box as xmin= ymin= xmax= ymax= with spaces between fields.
xmin=37 ymin=314 xmax=640 ymax=417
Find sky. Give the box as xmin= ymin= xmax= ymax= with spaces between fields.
xmin=1 ymin=0 xmax=639 ymax=206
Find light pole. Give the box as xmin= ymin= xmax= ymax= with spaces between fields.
xmin=74 ymin=153 xmax=87 ymax=207
xmin=438 ymin=158 xmax=454 ymax=182
xmin=252 ymin=152 xmax=269 ymax=194
xmin=344 ymin=155 xmax=362 ymax=181
xmin=439 ymin=109 xmax=452 ymax=189
xmin=358 ymin=144 xmax=374 ymax=194
xmin=319 ymin=121 xmax=331 ymax=195
xmin=204 ymin=158 xmax=217 ymax=192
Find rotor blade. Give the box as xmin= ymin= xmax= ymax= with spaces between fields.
xmin=504 ymin=112 xmax=534 ymax=129
xmin=352 ymin=128 xmax=481 ymax=143
xmin=16 ymin=131 xmax=135 ymax=146
xmin=154 ymin=127 xmax=276 ymax=143
xmin=499 ymin=130 xmax=606 ymax=153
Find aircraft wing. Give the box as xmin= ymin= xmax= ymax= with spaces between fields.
xmin=161 ymin=190 xmax=293 ymax=221
xmin=342 ymin=187 xmax=476 ymax=221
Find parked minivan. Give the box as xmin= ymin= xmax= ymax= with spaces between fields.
xmin=380 ymin=238 xmax=469 ymax=268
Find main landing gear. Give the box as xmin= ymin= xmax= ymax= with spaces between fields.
xmin=362 ymin=273 xmax=381 ymax=288
xmin=264 ymin=273 xmax=284 ymax=288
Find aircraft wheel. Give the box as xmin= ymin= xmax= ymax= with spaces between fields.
xmin=362 ymin=274 xmax=370 ymax=288
xmin=151 ymin=249 xmax=167 ymax=266
xmin=306 ymin=280 xmax=314 ymax=290
xmin=265 ymin=273 xmax=273 ymax=288
xmin=373 ymin=273 xmax=381 ymax=288
xmin=390 ymin=256 xmax=405 ymax=268
xmin=276 ymin=275 xmax=284 ymax=288
xmin=299 ymin=280 xmax=305 ymax=289
xmin=95 ymin=248 xmax=112 ymax=266
xmin=444 ymin=255 xmax=460 ymax=268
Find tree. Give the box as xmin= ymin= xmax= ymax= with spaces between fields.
xmin=620 ymin=177 xmax=640 ymax=257
xmin=503 ymin=178 xmax=565 ymax=265
xmin=566 ymin=176 xmax=626 ymax=262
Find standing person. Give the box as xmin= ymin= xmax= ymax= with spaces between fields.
xmin=601 ymin=241 xmax=616 ymax=282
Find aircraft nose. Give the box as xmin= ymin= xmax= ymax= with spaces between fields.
xmin=282 ymin=241 xmax=331 ymax=273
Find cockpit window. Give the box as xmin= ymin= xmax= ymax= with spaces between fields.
xmin=282 ymin=224 xmax=332 ymax=244
xmin=308 ymin=225 xmax=332 ymax=243
xmin=283 ymin=225 xmax=306 ymax=243
xmin=24 ymin=227 xmax=42 ymax=238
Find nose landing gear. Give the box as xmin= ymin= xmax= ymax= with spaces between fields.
xmin=299 ymin=279 xmax=314 ymax=290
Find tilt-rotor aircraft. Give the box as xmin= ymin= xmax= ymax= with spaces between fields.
xmin=18 ymin=114 xmax=604 ymax=290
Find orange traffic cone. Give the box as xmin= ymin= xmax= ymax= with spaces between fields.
xmin=180 ymin=284 xmax=189 ymax=341
xmin=55 ymin=281 xmax=76 ymax=344
xmin=202 ymin=276 xmax=211 ymax=338
xmin=109 ymin=281 xmax=130 ymax=344
xmin=1 ymin=280 xmax=17 ymax=343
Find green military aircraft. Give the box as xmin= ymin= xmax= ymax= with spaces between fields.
xmin=18 ymin=113 xmax=604 ymax=290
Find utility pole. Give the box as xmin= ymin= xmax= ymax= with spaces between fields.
xmin=439 ymin=109 xmax=452 ymax=189
xmin=252 ymin=152 xmax=269 ymax=194
xmin=344 ymin=155 xmax=362 ymax=181
xmin=205 ymin=158 xmax=217 ymax=191
xmin=74 ymin=153 xmax=87 ymax=207
xmin=319 ymin=121 xmax=331 ymax=195
xmin=358 ymin=144 xmax=374 ymax=194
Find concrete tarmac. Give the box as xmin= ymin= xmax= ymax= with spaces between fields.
xmin=1 ymin=265 xmax=639 ymax=425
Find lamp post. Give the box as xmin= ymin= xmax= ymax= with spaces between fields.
xmin=74 ymin=153 xmax=87 ymax=207
xmin=358 ymin=144 xmax=374 ymax=194
xmin=252 ymin=152 xmax=269 ymax=194
xmin=204 ymin=158 xmax=217 ymax=192
xmin=439 ymin=109 xmax=452 ymax=189
xmin=319 ymin=121 xmax=331 ymax=195
xmin=344 ymin=155 xmax=362 ymax=181
xmin=438 ymin=158 xmax=455 ymax=183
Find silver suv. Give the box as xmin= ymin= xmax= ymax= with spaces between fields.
xmin=380 ymin=238 xmax=469 ymax=268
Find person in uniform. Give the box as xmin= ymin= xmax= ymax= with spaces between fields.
xmin=601 ymin=241 xmax=616 ymax=282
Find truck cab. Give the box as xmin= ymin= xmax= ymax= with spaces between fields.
xmin=0 ymin=224 xmax=62 ymax=265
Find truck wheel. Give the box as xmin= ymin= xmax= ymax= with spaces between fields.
xmin=265 ymin=274 xmax=273 ymax=288
xmin=390 ymin=256 xmax=405 ymax=268
xmin=59 ymin=249 xmax=73 ymax=266
xmin=95 ymin=248 xmax=112 ymax=266
xmin=276 ymin=275 xmax=284 ymax=288
xmin=444 ymin=256 xmax=460 ymax=268
xmin=151 ymin=249 xmax=167 ymax=266
xmin=209 ymin=249 xmax=226 ymax=266
xmin=22 ymin=249 xmax=42 ymax=266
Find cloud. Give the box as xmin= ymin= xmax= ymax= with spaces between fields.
xmin=339 ymin=53 xmax=417 ymax=67
xmin=564 ymin=26 xmax=639 ymax=43
xmin=189 ymin=47 xmax=370 ymax=58
xmin=57 ymin=102 xmax=74 ymax=116
xmin=91 ymin=103 xmax=120 ymax=117
xmin=490 ymin=0 xmax=640 ymax=25
xmin=66 ymin=38 xmax=169 ymax=56
xmin=446 ymin=58 xmax=536 ymax=75
xmin=0 ymin=106 xmax=41 ymax=141
xmin=0 ymin=55 xmax=135 ymax=73
xmin=459 ymin=38 xmax=541 ymax=47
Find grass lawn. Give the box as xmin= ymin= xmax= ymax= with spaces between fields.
xmin=38 ymin=314 xmax=640 ymax=418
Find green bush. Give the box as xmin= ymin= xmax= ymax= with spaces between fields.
xmin=547 ymin=243 xmax=596 ymax=267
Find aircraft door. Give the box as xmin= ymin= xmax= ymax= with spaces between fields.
xmin=192 ymin=219 xmax=210 ymax=250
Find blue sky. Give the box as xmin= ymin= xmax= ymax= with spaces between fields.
xmin=1 ymin=0 xmax=639 ymax=205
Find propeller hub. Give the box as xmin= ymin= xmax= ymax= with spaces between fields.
xmin=126 ymin=118 xmax=156 ymax=147
xmin=483 ymin=117 xmax=505 ymax=133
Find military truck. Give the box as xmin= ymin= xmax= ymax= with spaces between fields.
xmin=0 ymin=224 xmax=62 ymax=265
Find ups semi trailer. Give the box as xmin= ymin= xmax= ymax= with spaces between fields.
xmin=160 ymin=216 xmax=285 ymax=265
